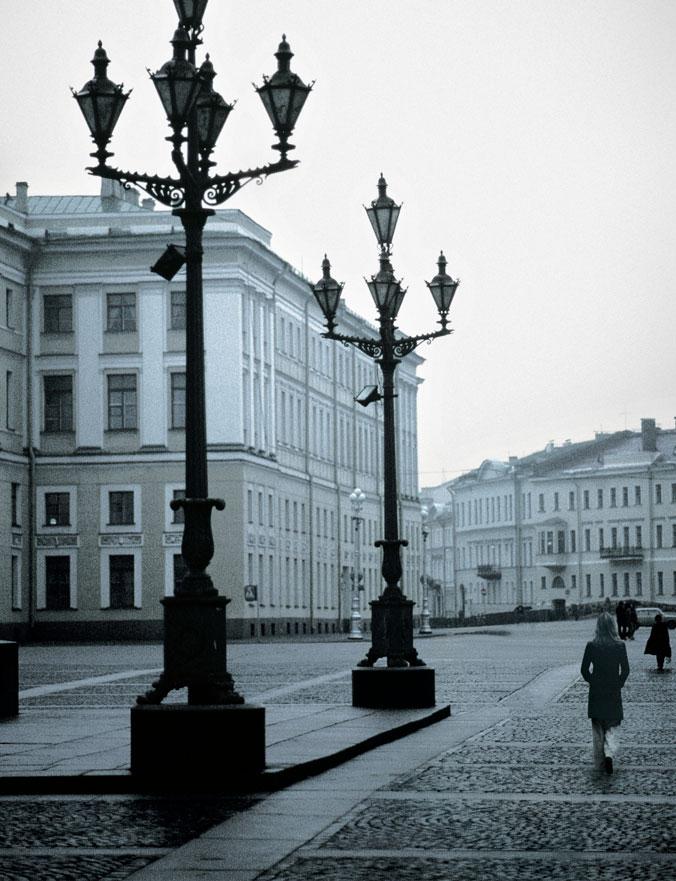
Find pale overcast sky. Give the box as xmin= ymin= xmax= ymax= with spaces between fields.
xmin=2 ymin=1 xmax=675 ymax=482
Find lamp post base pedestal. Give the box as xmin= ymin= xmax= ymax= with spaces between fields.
xmin=130 ymin=704 xmax=265 ymax=782
xmin=352 ymin=666 xmax=436 ymax=709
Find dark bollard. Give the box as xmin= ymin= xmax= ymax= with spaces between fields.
xmin=0 ymin=641 xmax=19 ymax=718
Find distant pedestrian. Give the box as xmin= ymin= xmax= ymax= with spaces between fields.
xmin=628 ymin=602 xmax=638 ymax=640
xmin=615 ymin=601 xmax=629 ymax=640
xmin=580 ymin=612 xmax=630 ymax=774
xmin=644 ymin=614 xmax=672 ymax=672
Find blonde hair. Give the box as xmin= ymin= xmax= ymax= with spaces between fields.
xmin=593 ymin=611 xmax=622 ymax=645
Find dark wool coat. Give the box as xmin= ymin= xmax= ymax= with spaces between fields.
xmin=644 ymin=621 xmax=672 ymax=658
xmin=580 ymin=640 xmax=630 ymax=722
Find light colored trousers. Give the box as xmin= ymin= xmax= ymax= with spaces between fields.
xmin=591 ymin=718 xmax=619 ymax=766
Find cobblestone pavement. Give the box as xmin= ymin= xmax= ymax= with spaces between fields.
xmin=4 ymin=622 xmax=675 ymax=880
xmin=254 ymin=628 xmax=675 ymax=881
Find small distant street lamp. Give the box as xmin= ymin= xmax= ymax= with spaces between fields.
xmin=313 ymin=176 xmax=459 ymax=708
xmin=73 ymin=0 xmax=312 ymax=779
xmin=349 ymin=487 xmax=366 ymax=640
xmin=419 ymin=506 xmax=432 ymax=635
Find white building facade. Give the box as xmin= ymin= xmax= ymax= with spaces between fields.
xmin=423 ymin=419 xmax=676 ymax=618
xmin=0 ymin=180 xmax=425 ymax=640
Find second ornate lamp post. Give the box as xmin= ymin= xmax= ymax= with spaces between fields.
xmin=313 ymin=176 xmax=459 ymax=708
xmin=420 ymin=505 xmax=432 ymax=634
xmin=73 ymin=0 xmax=311 ymax=779
xmin=349 ymin=487 xmax=366 ymax=640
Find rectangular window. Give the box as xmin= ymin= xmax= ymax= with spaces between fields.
xmin=557 ymin=530 xmax=565 ymax=554
xmin=170 ymin=290 xmax=186 ymax=330
xmin=107 ymin=374 xmax=137 ymax=429
xmin=599 ymin=573 xmax=605 ymax=597
xmin=538 ymin=493 xmax=545 ymax=513
xmin=622 ymin=486 xmax=628 ymax=507
xmin=44 ymin=375 xmax=73 ymax=432
xmin=247 ymin=489 xmax=253 ymax=523
xmin=45 ymin=492 xmax=70 ymax=526
xmin=656 ymin=483 xmax=662 ymax=504
xmin=623 ymin=526 xmax=630 ymax=548
xmin=586 ymin=573 xmax=591 ymax=597
xmin=11 ymin=555 xmax=20 ymax=609
xmin=6 ymin=371 xmax=14 ymax=429
xmin=672 ymin=483 xmax=676 ymax=504
xmin=656 ymin=524 xmax=663 ymax=548
xmin=109 ymin=555 xmax=135 ymax=608
xmin=657 ymin=571 xmax=664 ymax=596
xmin=106 ymin=292 xmax=136 ymax=332
xmin=172 ymin=488 xmax=185 ymax=524
xmin=583 ymin=489 xmax=590 ymax=510
xmin=597 ymin=488 xmax=603 ymax=509
xmin=599 ymin=527 xmax=604 ymax=550
xmin=635 ymin=485 xmax=642 ymax=506
xmin=571 ymin=574 xmax=577 ymax=592
xmin=173 ymin=553 xmax=187 ymax=593
xmin=611 ymin=573 xmax=618 ymax=596
xmin=611 ymin=527 xmax=618 ymax=548
xmin=43 ymin=294 xmax=72 ymax=333
xmin=623 ymin=572 xmax=630 ymax=596
xmin=568 ymin=491 xmax=575 ymax=511
xmin=673 ymin=524 xmax=676 ymax=548
xmin=11 ymin=482 xmax=19 ymax=527
xmin=45 ymin=556 xmax=70 ymax=610
xmin=170 ymin=373 xmax=186 ymax=429
xmin=570 ymin=530 xmax=576 ymax=553
xmin=268 ymin=493 xmax=274 ymax=528
xmin=5 ymin=288 xmax=13 ymax=328
xmin=258 ymin=491 xmax=264 ymax=527
xmin=108 ymin=490 xmax=134 ymax=525
xmin=610 ymin=488 xmax=616 ymax=507
xmin=636 ymin=571 xmax=642 ymax=596
xmin=541 ymin=576 xmax=547 ymax=590
xmin=553 ymin=492 xmax=559 ymax=511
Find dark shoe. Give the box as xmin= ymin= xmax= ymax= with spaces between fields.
xmin=604 ymin=757 xmax=613 ymax=774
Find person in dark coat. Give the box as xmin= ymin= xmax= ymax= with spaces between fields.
xmin=615 ymin=601 xmax=629 ymax=640
xmin=644 ymin=614 xmax=672 ymax=672
xmin=581 ymin=611 xmax=630 ymax=774
xmin=628 ymin=602 xmax=638 ymax=640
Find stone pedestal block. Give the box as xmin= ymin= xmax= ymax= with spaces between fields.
xmin=130 ymin=704 xmax=265 ymax=782
xmin=0 ymin=641 xmax=19 ymax=718
xmin=352 ymin=666 xmax=436 ymax=709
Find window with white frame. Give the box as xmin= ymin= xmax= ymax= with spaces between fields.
xmin=44 ymin=293 xmax=72 ymax=333
xmin=11 ymin=554 xmax=21 ymax=609
xmin=109 ymin=490 xmax=134 ymax=525
xmin=45 ymin=491 xmax=70 ymax=526
xmin=108 ymin=555 xmax=135 ymax=608
xmin=100 ymin=485 xmax=141 ymax=532
xmin=170 ymin=372 xmax=186 ymax=428
xmin=107 ymin=374 xmax=137 ymax=430
xmin=106 ymin=292 xmax=136 ymax=332
xmin=44 ymin=374 xmax=73 ymax=432
xmin=5 ymin=371 xmax=14 ymax=429
xmin=45 ymin=556 xmax=71 ymax=610
xmin=5 ymin=287 xmax=13 ymax=329
xmin=11 ymin=482 xmax=20 ymax=527
xmin=170 ymin=290 xmax=186 ymax=329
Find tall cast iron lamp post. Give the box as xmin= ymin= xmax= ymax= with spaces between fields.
xmin=312 ymin=176 xmax=459 ymax=708
xmin=349 ymin=487 xmax=366 ymax=640
xmin=73 ymin=0 xmax=312 ymax=780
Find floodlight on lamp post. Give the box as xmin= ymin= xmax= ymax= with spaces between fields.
xmin=72 ymin=0 xmax=312 ymax=780
xmin=349 ymin=488 xmax=366 ymax=640
xmin=312 ymin=176 xmax=459 ymax=708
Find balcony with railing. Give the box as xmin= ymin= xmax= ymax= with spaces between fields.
xmin=535 ymin=550 xmax=568 ymax=571
xmin=600 ymin=545 xmax=643 ymax=562
xmin=477 ymin=564 xmax=502 ymax=580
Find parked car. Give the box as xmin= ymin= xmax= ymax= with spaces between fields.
xmin=634 ymin=607 xmax=676 ymax=629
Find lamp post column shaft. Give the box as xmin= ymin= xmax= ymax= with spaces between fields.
xmin=420 ymin=529 xmax=432 ymax=634
xmin=379 ymin=350 xmax=403 ymax=597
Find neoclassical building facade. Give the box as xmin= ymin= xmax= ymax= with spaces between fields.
xmin=423 ymin=419 xmax=676 ymax=617
xmin=0 ymin=180 xmax=425 ymax=640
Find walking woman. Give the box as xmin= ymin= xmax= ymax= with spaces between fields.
xmin=644 ymin=613 xmax=672 ymax=672
xmin=580 ymin=612 xmax=630 ymax=774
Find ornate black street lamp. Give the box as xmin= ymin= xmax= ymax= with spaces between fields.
xmin=313 ymin=176 xmax=458 ymax=708
xmin=73 ymin=0 xmax=312 ymax=778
